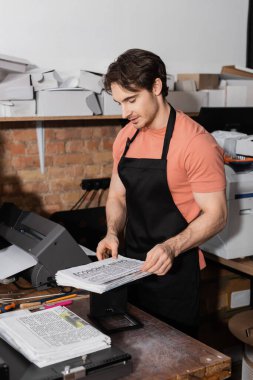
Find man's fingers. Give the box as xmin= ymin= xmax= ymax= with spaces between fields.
xmin=143 ymin=257 xmax=168 ymax=273
xmin=155 ymin=261 xmax=172 ymax=276
xmin=96 ymin=241 xmax=105 ymax=260
xmin=141 ymin=244 xmax=174 ymax=274
xmin=142 ymin=249 xmax=165 ymax=271
xmin=141 ymin=250 xmax=158 ymax=271
xmin=111 ymin=246 xmax=118 ymax=258
xmin=96 ymin=237 xmax=119 ymax=260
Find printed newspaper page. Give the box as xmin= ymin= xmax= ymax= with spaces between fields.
xmin=0 ymin=306 xmax=110 ymax=367
xmin=55 ymin=255 xmax=151 ymax=293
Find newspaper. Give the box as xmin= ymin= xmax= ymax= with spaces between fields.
xmin=55 ymin=255 xmax=151 ymax=293
xmin=0 ymin=306 xmax=110 ymax=368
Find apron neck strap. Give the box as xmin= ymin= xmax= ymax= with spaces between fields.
xmin=122 ymin=105 xmax=176 ymax=158
xmin=161 ymin=105 xmax=176 ymax=160
xmin=122 ymin=129 xmax=139 ymax=157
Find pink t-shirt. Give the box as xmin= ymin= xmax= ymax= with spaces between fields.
xmin=113 ymin=110 xmax=226 ymax=268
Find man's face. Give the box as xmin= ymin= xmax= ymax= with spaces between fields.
xmin=111 ymin=82 xmax=160 ymax=129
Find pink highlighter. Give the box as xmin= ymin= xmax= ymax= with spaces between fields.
xmin=44 ymin=300 xmax=73 ymax=309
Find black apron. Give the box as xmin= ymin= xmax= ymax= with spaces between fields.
xmin=118 ymin=106 xmax=200 ymax=333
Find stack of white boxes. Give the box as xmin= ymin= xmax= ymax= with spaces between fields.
xmin=0 ymin=54 xmax=35 ymax=117
xmin=1 ymin=55 xmax=253 ymax=117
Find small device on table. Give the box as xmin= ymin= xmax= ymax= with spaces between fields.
xmin=89 ymin=286 xmax=143 ymax=333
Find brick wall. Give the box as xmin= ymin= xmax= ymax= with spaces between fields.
xmin=0 ymin=121 xmax=121 ymax=216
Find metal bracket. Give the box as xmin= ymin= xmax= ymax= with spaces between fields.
xmin=62 ymin=365 xmax=86 ymax=379
xmin=36 ymin=120 xmax=45 ymax=174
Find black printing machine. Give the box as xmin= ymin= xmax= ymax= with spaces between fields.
xmin=0 ymin=203 xmax=134 ymax=379
xmin=0 ymin=203 xmax=139 ymax=330
xmin=0 ymin=202 xmax=91 ymax=289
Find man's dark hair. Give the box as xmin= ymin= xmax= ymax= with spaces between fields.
xmin=104 ymin=48 xmax=168 ymax=98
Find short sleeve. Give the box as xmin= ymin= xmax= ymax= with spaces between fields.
xmin=184 ymin=133 xmax=226 ymax=193
xmin=112 ymin=141 xmax=121 ymax=173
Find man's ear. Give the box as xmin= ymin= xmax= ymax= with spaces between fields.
xmin=152 ymin=78 xmax=163 ymax=96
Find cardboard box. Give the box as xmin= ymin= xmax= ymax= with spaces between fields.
xmin=221 ymin=65 xmax=253 ymax=79
xmin=226 ymin=85 xmax=253 ymax=107
xmin=177 ymin=73 xmax=219 ymax=90
xmin=98 ymin=91 xmax=121 ymax=115
xmin=200 ymin=262 xmax=235 ymax=282
xmin=0 ymin=100 xmax=36 ymax=117
xmin=201 ymin=89 xmax=226 ymax=107
xmin=31 ymin=70 xmax=59 ymax=91
xmin=167 ymin=74 xmax=175 ymax=91
xmin=166 ymin=91 xmax=208 ymax=113
xmin=86 ymin=92 xmax=102 ymax=115
xmin=0 ymin=73 xmax=31 ymax=88
xmin=200 ymin=273 xmax=250 ymax=315
xmin=0 ymin=53 xmax=29 ymax=73
xmin=175 ymin=79 xmax=197 ymax=92
xmin=79 ymin=71 xmax=103 ymax=94
xmin=37 ymin=89 xmax=93 ymax=116
xmin=0 ymin=86 xmax=34 ymax=101
xmin=227 ymin=278 xmax=251 ymax=309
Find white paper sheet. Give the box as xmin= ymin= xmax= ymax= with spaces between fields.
xmin=0 ymin=245 xmax=37 ymax=280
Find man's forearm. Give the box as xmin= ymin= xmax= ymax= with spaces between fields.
xmin=164 ymin=210 xmax=227 ymax=257
xmin=106 ymin=195 xmax=126 ymax=236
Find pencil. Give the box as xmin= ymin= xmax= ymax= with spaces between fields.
xmin=45 ymin=294 xmax=78 ymax=304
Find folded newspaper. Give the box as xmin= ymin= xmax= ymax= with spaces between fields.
xmin=0 ymin=306 xmax=110 ymax=368
xmin=55 ymin=255 xmax=151 ymax=294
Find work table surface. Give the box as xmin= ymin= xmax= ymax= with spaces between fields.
xmin=0 ymin=279 xmax=231 ymax=380
xmin=70 ymin=299 xmax=231 ymax=380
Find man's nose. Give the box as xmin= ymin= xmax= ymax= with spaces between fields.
xmin=121 ymin=104 xmax=131 ymax=119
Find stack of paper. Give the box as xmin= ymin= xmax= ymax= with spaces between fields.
xmin=56 ymin=255 xmax=151 ymax=294
xmin=0 ymin=306 xmax=111 ymax=368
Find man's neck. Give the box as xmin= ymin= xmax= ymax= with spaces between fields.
xmin=147 ymin=101 xmax=171 ymax=131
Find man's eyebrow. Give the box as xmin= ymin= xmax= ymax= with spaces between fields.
xmin=113 ymin=95 xmax=137 ymax=104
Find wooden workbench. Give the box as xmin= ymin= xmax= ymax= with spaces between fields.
xmin=70 ymin=299 xmax=231 ymax=380
xmin=0 ymin=280 xmax=231 ymax=380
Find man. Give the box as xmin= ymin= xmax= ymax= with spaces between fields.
xmin=96 ymin=48 xmax=227 ymax=336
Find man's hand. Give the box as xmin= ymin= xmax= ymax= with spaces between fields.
xmin=96 ymin=233 xmax=119 ymax=260
xmin=141 ymin=243 xmax=175 ymax=275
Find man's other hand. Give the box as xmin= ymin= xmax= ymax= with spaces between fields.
xmin=141 ymin=243 xmax=175 ymax=275
xmin=96 ymin=233 xmax=119 ymax=260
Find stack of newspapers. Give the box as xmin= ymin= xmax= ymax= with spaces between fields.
xmin=0 ymin=306 xmax=111 ymax=368
xmin=56 ymin=256 xmax=151 ymax=294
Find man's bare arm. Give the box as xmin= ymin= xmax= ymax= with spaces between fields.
xmin=96 ymin=172 xmax=126 ymax=260
xmin=142 ymin=190 xmax=227 ymax=275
